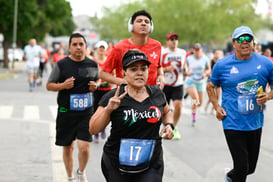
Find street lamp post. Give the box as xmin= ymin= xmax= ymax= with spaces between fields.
xmin=12 ymin=0 xmax=18 ymax=70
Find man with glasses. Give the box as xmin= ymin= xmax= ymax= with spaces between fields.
xmin=207 ymin=26 xmax=273 ymax=182
xmin=162 ymin=33 xmax=186 ymax=139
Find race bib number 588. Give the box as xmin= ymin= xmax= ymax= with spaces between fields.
xmin=70 ymin=93 xmax=93 ymax=111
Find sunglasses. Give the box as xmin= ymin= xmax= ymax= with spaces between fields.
xmin=235 ymin=36 xmax=253 ymax=43
xmin=169 ymin=37 xmax=178 ymax=41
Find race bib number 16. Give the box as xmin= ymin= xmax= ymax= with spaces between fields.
xmin=238 ymin=95 xmax=262 ymax=114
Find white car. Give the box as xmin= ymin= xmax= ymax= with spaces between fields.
xmin=0 ymin=48 xmax=24 ymax=62
xmin=8 ymin=48 xmax=24 ymax=61
xmin=0 ymin=47 xmax=3 ymax=61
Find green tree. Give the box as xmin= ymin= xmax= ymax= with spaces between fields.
xmin=0 ymin=0 xmax=75 ymax=68
xmin=91 ymin=0 xmax=269 ymax=47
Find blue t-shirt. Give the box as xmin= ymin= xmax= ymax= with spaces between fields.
xmin=209 ymin=52 xmax=273 ymax=131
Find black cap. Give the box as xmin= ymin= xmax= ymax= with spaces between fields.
xmin=122 ymin=49 xmax=151 ymax=69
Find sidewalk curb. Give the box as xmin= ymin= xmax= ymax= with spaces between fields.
xmin=0 ymin=72 xmax=15 ymax=79
xmin=0 ymin=62 xmax=25 ymax=79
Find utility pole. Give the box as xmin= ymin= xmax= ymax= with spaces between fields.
xmin=11 ymin=0 xmax=18 ymax=70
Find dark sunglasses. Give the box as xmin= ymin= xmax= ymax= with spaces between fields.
xmin=235 ymin=36 xmax=253 ymax=43
xmin=169 ymin=37 xmax=178 ymax=41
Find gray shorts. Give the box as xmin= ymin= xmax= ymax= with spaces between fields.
xmin=26 ymin=64 xmax=39 ymax=74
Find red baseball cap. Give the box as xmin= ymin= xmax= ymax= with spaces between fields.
xmin=166 ymin=33 xmax=178 ymax=40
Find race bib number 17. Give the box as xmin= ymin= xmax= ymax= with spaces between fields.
xmin=119 ymin=139 xmax=155 ymax=166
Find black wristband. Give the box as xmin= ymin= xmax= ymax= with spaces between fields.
xmin=165 ymin=123 xmax=175 ymax=130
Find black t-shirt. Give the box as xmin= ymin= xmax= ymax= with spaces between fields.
xmin=48 ymin=56 xmax=99 ymax=113
xmin=99 ymin=84 xmax=167 ymax=166
xmin=210 ymin=59 xmax=216 ymax=70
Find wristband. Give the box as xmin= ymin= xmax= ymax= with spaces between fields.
xmin=165 ymin=123 xmax=175 ymax=130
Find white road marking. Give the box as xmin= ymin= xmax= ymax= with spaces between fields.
xmin=23 ymin=105 xmax=40 ymax=120
xmin=50 ymin=122 xmax=66 ymax=182
xmin=49 ymin=105 xmax=58 ymax=119
xmin=0 ymin=105 xmax=13 ymax=119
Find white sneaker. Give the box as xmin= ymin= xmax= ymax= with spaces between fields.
xmin=76 ymin=169 xmax=88 ymax=182
xmin=224 ymin=168 xmax=232 ymax=182
xmin=67 ymin=176 xmax=76 ymax=182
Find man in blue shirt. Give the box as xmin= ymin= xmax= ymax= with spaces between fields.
xmin=207 ymin=26 xmax=273 ymax=182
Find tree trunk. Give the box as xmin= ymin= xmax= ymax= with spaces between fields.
xmin=2 ymin=39 xmax=9 ymax=69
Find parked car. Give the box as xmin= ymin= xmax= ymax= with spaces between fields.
xmin=0 ymin=47 xmax=3 ymax=61
xmin=8 ymin=48 xmax=24 ymax=61
xmin=0 ymin=48 xmax=24 ymax=62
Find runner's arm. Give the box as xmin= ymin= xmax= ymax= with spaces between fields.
xmin=207 ymin=81 xmax=226 ymax=120
xmin=46 ymin=64 xmax=75 ymax=91
xmin=157 ymin=67 xmax=164 ymax=89
xmin=162 ymin=103 xmax=173 ymax=125
xmin=89 ymin=106 xmax=111 ymax=134
xmin=99 ymin=69 xmax=127 ymax=85
xmin=89 ymin=86 xmax=127 ymax=134
xmin=160 ymin=104 xmax=174 ymax=139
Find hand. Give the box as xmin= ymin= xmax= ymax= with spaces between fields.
xmin=201 ymin=72 xmax=207 ymax=78
xmin=256 ymin=92 xmax=267 ymax=106
xmin=117 ymin=78 xmax=128 ymax=85
xmin=105 ymin=86 xmax=127 ymax=112
xmin=88 ymin=81 xmax=98 ymax=92
xmin=157 ymin=75 xmax=165 ymax=90
xmin=160 ymin=125 xmax=174 ymax=139
xmin=63 ymin=76 xmax=75 ymax=89
xmin=215 ymin=106 xmax=227 ymax=121
xmin=164 ymin=65 xmax=175 ymax=72
xmin=184 ymin=72 xmax=192 ymax=76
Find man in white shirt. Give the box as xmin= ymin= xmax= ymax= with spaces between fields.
xmin=23 ymin=38 xmax=42 ymax=91
xmin=162 ymin=33 xmax=186 ymax=139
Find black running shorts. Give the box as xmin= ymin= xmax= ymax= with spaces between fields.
xmin=55 ymin=110 xmax=92 ymax=146
xmin=163 ymin=85 xmax=184 ymax=104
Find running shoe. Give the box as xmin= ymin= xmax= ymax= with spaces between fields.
xmin=32 ymin=81 xmax=36 ymax=89
xmin=76 ymin=169 xmax=88 ymax=182
xmin=172 ymin=127 xmax=181 ymax=140
xmin=37 ymin=80 xmax=42 ymax=86
xmin=192 ymin=120 xmax=196 ymax=127
xmin=67 ymin=177 xmax=76 ymax=182
xmin=93 ymin=134 xmax=99 ymax=143
xmin=101 ymin=130 xmax=106 ymax=139
xmin=29 ymin=83 xmax=34 ymax=92
xmin=224 ymin=168 xmax=232 ymax=182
